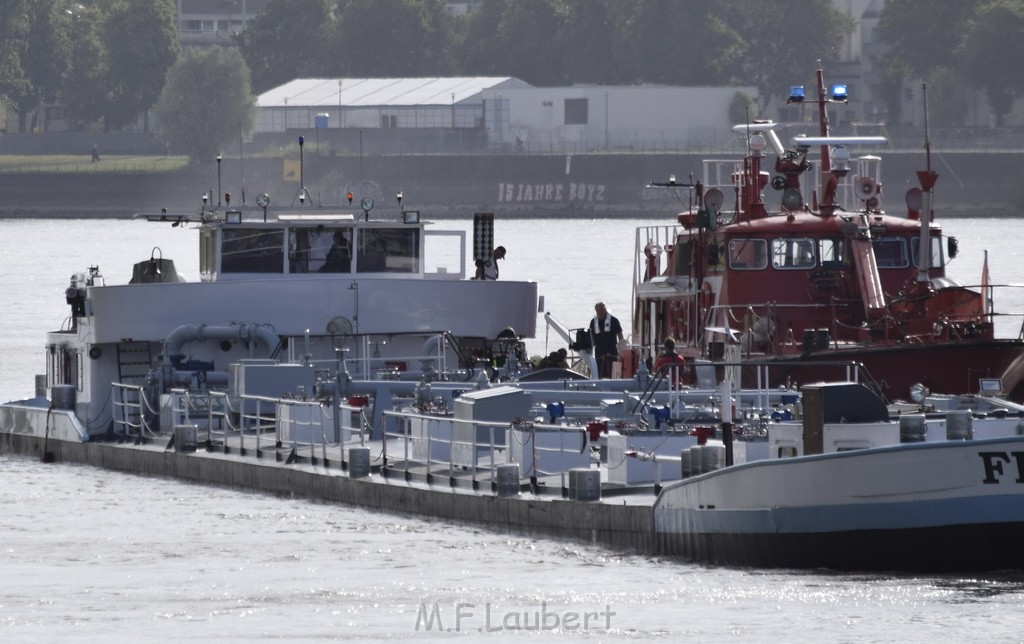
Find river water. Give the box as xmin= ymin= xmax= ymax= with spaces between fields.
xmin=2 ymin=216 xmax=1024 ymax=641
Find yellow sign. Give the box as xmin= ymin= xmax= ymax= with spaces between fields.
xmin=283 ymin=160 xmax=300 ymax=182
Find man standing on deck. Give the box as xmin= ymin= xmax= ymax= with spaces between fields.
xmin=590 ymin=302 xmax=623 ymax=378
xmin=475 ymin=246 xmax=506 ymax=280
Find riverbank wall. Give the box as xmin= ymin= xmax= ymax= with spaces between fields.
xmin=1 ymin=151 xmax=1020 ymax=218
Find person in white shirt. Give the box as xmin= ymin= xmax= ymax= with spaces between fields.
xmin=475 ymin=246 xmax=506 ymax=280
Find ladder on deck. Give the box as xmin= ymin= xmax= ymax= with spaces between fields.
xmin=116 ymin=341 xmax=153 ymax=385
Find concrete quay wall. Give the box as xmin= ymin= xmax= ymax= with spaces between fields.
xmin=0 ymin=432 xmax=656 ymax=554
xmin=1 ymin=150 xmax=1019 ymax=219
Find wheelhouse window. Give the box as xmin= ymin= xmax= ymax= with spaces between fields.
xmin=199 ymin=229 xmax=215 ymax=274
xmin=911 ymin=236 xmax=944 ymax=269
xmin=728 ymin=238 xmax=768 ymax=270
xmin=771 ymin=238 xmax=815 ymax=269
xmin=357 ymin=228 xmax=420 ymax=273
xmin=818 ymin=238 xmax=848 ymax=268
xmin=290 ymin=227 xmax=352 ymax=273
xmin=872 ymin=237 xmax=909 ymax=268
xmin=221 ymin=228 xmax=284 ymax=273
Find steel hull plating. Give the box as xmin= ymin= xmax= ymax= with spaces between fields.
xmin=655 ymin=521 xmax=1024 ymax=572
xmin=654 ymin=436 xmax=1024 ymax=571
xmin=751 ymin=339 xmax=1024 ymax=402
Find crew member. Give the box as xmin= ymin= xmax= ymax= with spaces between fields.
xmin=475 ymin=246 xmax=506 ymax=280
xmin=652 ymin=337 xmax=687 ymax=385
xmin=320 ymin=230 xmax=351 ymax=272
xmin=590 ymin=302 xmax=623 ymax=378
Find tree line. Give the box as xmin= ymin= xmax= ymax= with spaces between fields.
xmin=1 ymin=0 xmax=1022 ymax=161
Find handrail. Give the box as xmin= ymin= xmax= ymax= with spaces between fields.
xmin=379 ymin=409 xmax=590 ymax=494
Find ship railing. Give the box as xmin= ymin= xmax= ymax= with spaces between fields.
xmin=315 ymin=333 xmax=453 ymax=381
xmin=701 ymin=159 xmax=745 ymax=200
xmin=700 ymin=154 xmax=881 ymax=215
xmin=711 ymin=301 xmax=886 ymax=353
xmin=111 ymin=382 xmax=162 ymax=441
xmin=169 ymin=388 xmax=222 ymax=448
xmin=632 ymin=223 xmax=682 ymax=303
xmin=630 ymin=363 xmax=700 ymax=425
xmin=196 ymin=391 xmax=369 ymax=466
xmin=630 ymin=359 xmax=879 ymax=424
xmin=715 ymin=294 xmax=1016 ymax=351
xmin=379 ymin=410 xmax=590 ymax=496
xmin=739 ymin=359 xmax=888 ymax=404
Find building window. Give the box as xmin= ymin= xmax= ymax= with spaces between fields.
xmin=381 ymin=114 xmax=397 ymax=128
xmin=564 ymin=98 xmax=588 ymax=125
xmin=182 ymin=20 xmax=202 ymax=31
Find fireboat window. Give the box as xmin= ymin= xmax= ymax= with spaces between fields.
xmin=357 ymin=228 xmax=420 ymax=273
xmin=872 ymin=237 xmax=909 ymax=268
xmin=818 ymin=238 xmax=848 ymax=268
xmin=771 ymin=238 xmax=815 ymax=269
xmin=289 ymin=227 xmax=352 ymax=273
xmin=221 ymin=228 xmax=284 ymax=273
xmin=727 ymin=238 xmax=768 ymax=270
xmin=911 ymin=236 xmax=945 ymax=269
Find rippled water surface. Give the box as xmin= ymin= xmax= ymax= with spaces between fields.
xmin=3 ymin=455 xmax=1024 ymax=642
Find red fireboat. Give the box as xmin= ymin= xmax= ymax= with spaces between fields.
xmin=632 ymin=62 xmax=1024 ymax=402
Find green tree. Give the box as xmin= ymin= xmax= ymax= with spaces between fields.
xmin=957 ymin=0 xmax=1024 ymax=126
xmin=728 ymin=91 xmax=757 ymax=125
xmin=62 ymin=3 xmax=109 ymax=129
xmin=718 ymin=0 xmax=853 ymax=110
xmin=0 ymin=0 xmax=31 ymax=118
xmin=153 ymin=48 xmax=257 ymax=163
xmin=614 ymin=0 xmax=741 ymax=86
xmin=877 ymin=0 xmax=982 ymax=79
xmin=102 ymin=0 xmax=178 ymax=131
xmin=5 ymin=0 xmax=72 ymax=133
xmin=458 ymin=0 xmax=564 ymax=84
xmin=921 ymin=68 xmax=971 ymax=128
xmin=236 ymin=0 xmax=334 ymax=94
xmin=876 ymin=0 xmax=982 ymax=124
xmin=330 ymin=0 xmax=456 ymax=77
xmin=554 ymin=0 xmax=621 ymax=84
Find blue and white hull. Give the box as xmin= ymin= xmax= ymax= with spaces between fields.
xmin=653 ymin=436 xmax=1024 ymax=571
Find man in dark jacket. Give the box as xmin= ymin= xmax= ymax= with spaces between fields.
xmin=589 ymin=302 xmax=623 ymax=378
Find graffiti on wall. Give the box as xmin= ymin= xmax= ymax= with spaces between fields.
xmin=497 ymin=182 xmax=606 ymax=203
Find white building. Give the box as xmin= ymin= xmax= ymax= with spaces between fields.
xmin=482 ymin=85 xmax=757 ymax=152
xmin=255 ymin=77 xmax=530 ymax=133
xmin=256 ymin=77 xmax=757 ymax=153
